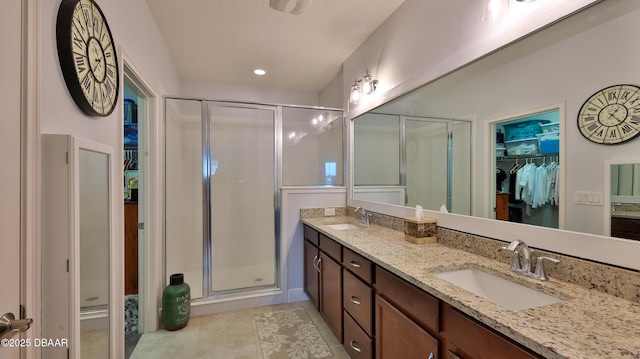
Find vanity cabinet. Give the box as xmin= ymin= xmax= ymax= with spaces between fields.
xmin=374 ymin=266 xmax=439 ymax=359
xmin=303 ymin=223 xmax=543 ymax=359
xmin=303 ymin=225 xmax=343 ymax=342
xmin=342 ymin=248 xmax=374 ymax=359
xmin=303 ymin=239 xmax=320 ymax=308
xmin=375 ymin=294 xmax=439 ymax=359
xmin=611 ymin=216 xmax=640 ymax=241
xmin=441 ymin=303 xmax=542 ymax=359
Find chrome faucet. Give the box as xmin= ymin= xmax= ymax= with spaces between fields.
xmin=501 ymin=240 xmax=559 ymax=281
xmin=354 ymin=207 xmax=371 ymax=227
xmin=502 ymin=239 xmax=533 ymax=273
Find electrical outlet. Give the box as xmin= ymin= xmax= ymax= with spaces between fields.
xmin=324 ymin=208 xmax=336 ymax=216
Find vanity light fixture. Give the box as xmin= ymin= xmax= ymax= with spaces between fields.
xmin=269 ymin=0 xmax=312 ymax=15
xmin=481 ymin=0 xmax=510 ymax=23
xmin=361 ymin=70 xmax=378 ymax=95
xmin=350 ymin=80 xmax=361 ymax=104
xmin=349 ymin=71 xmax=379 ymax=104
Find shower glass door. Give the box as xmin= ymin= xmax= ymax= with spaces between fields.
xmin=207 ymin=103 xmax=276 ymax=293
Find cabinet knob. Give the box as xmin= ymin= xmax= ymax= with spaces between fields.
xmin=350 ymin=340 xmax=362 ymax=353
xmin=350 ymin=296 xmax=361 ymax=305
xmin=350 ymin=261 xmax=361 ymax=268
xmin=316 ymin=257 xmax=322 ymax=273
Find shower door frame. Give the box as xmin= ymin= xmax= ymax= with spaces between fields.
xmin=202 ymin=101 xmax=282 ymax=297
xmin=402 ymin=115 xmax=472 ymax=212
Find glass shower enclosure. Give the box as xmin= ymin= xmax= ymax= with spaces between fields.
xmin=165 ymin=99 xmax=277 ymax=298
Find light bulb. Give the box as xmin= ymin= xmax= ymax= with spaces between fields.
xmin=481 ymin=0 xmax=509 ymax=23
xmin=350 ymin=84 xmax=361 ymax=104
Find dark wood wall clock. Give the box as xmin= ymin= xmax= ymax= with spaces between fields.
xmin=577 ymin=84 xmax=640 ymax=145
xmin=56 ymin=0 xmax=119 ymax=116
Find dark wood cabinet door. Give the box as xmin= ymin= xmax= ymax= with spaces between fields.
xmin=442 ymin=303 xmax=542 ymax=359
xmin=303 ymin=240 xmax=320 ymax=309
xmin=375 ymin=294 xmax=438 ymax=359
xmin=320 ymin=251 xmax=343 ymax=342
xmin=611 ymin=217 xmax=640 ymax=241
xmin=124 ymin=202 xmax=138 ymax=295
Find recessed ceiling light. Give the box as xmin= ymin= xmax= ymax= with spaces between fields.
xmin=253 ymin=69 xmax=266 ymax=76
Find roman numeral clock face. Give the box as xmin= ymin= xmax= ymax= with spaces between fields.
xmin=56 ymin=0 xmax=119 ymax=116
xmin=577 ymin=84 xmax=640 ymax=145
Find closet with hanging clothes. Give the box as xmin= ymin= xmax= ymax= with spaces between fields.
xmin=496 ymin=156 xmax=559 ymax=228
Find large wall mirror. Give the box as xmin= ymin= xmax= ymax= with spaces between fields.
xmin=348 ymin=0 xmax=640 ymax=269
xmin=605 ymin=159 xmax=640 ymax=241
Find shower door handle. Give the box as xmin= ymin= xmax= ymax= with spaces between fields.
xmin=0 ymin=312 xmax=33 ymax=340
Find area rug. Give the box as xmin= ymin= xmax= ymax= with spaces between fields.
xmin=254 ymin=307 xmax=333 ymax=359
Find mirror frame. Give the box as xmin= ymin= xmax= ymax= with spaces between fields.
xmin=346 ymin=2 xmax=640 ymax=271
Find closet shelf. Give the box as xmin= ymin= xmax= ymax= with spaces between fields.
xmin=498 ymin=153 xmax=558 ymax=160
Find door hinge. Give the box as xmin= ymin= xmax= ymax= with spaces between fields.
xmin=65 ymin=151 xmax=69 ymax=164
xmin=20 ymin=305 xmax=25 ymax=320
xmin=138 ymin=222 xmax=144 ymax=230
xmin=66 ymin=259 xmax=69 ymax=272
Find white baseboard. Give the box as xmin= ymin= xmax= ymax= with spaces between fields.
xmin=288 ymin=288 xmax=309 ymax=302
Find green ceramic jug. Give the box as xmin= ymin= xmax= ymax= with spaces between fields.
xmin=161 ymin=273 xmax=191 ymax=331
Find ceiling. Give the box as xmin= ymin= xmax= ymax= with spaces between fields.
xmin=145 ymin=0 xmax=405 ymax=92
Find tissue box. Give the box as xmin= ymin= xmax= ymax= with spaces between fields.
xmin=404 ymin=217 xmax=437 ymax=244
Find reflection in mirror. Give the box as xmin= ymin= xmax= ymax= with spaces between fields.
xmin=494 ymin=109 xmax=560 ymax=229
xmin=610 ymin=163 xmax=640 ymax=241
xmin=353 ymin=114 xmax=401 ymax=204
xmin=353 ymin=113 xmax=471 ymax=214
xmin=349 ymin=0 xmax=640 ymax=239
xmin=79 ymin=148 xmax=110 ymax=359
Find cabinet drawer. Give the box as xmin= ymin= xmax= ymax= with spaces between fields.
xmin=343 ymin=311 xmax=373 ymax=359
xmin=442 ymin=303 xmax=542 ymax=359
xmin=343 ymin=270 xmax=373 ymax=336
xmin=374 ymin=266 xmax=439 ymax=333
xmin=304 ymin=225 xmax=319 ymax=246
xmin=319 ymin=233 xmax=342 ymax=261
xmin=343 ymin=247 xmax=373 ymax=284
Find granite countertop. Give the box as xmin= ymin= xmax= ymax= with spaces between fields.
xmin=302 ymin=216 xmax=640 ymax=359
xmin=611 ymin=211 xmax=640 ymax=219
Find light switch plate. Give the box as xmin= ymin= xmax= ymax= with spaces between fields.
xmin=574 ymin=191 xmax=604 ymax=206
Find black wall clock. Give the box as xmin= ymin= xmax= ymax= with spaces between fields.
xmin=577 ymin=84 xmax=640 ymax=145
xmin=56 ymin=0 xmax=119 ymax=116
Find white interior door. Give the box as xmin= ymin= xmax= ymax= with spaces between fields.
xmin=0 ymin=0 xmax=24 ymax=357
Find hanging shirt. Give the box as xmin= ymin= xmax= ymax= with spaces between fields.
xmin=532 ymin=164 xmax=549 ymax=209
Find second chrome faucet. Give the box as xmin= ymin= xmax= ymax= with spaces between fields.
xmin=501 ymin=239 xmax=559 ymax=281
xmin=354 ymin=206 xmax=371 ymax=227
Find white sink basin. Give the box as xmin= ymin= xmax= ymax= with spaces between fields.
xmin=434 ymin=268 xmax=563 ymax=311
xmin=326 ymin=223 xmax=360 ymax=230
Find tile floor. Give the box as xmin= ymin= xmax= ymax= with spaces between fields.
xmin=129 ymin=300 xmax=350 ymax=359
